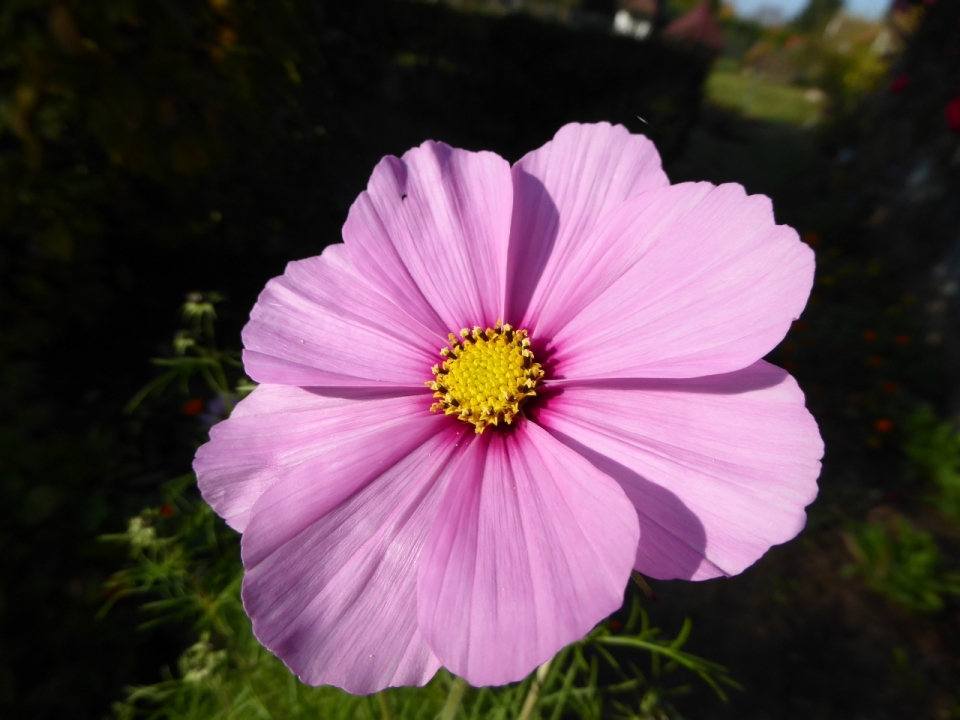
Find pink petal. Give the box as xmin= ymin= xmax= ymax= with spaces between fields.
xmin=241 ymin=428 xmax=471 ymax=694
xmin=534 ymin=361 xmax=823 ymax=580
xmin=242 ymin=244 xmax=442 ymax=388
xmin=506 ymin=122 xmax=668 ymax=332
xmin=194 ymin=384 xmax=444 ymax=532
xmin=343 ymin=141 xmax=513 ymax=334
xmin=550 ymin=183 xmax=815 ymax=379
xmin=417 ymin=421 xmax=639 ymax=686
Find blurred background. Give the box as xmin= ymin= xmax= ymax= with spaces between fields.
xmin=2 ymin=0 xmax=960 ymax=718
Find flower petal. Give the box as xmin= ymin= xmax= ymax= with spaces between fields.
xmin=418 ymin=420 xmax=639 ymax=686
xmin=506 ymin=122 xmax=668 ymax=331
xmin=242 ymin=244 xmax=442 ymax=388
xmin=534 ymin=361 xmax=823 ymax=580
xmin=240 ymin=427 xmax=470 ymax=694
xmin=343 ymin=141 xmax=513 ymax=333
xmin=194 ymin=384 xmax=444 ymax=532
xmin=550 ymin=183 xmax=815 ymax=379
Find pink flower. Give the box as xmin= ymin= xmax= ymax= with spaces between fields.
xmin=194 ymin=123 xmax=823 ymax=693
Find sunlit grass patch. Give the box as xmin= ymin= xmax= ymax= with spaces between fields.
xmin=705 ymin=71 xmax=824 ymax=126
xmin=842 ymin=517 xmax=960 ymax=614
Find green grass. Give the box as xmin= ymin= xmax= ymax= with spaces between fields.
xmin=705 ymin=71 xmax=823 ymax=126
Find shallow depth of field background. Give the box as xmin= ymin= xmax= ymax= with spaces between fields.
xmin=2 ymin=0 xmax=960 ymax=718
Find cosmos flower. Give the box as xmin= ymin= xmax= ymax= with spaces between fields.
xmin=194 ymin=122 xmax=823 ymax=694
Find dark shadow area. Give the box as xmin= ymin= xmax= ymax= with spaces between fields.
xmin=0 ymin=3 xmax=710 ymax=717
xmin=543 ymin=425 xmax=709 ymax=581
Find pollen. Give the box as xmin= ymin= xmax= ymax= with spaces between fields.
xmin=427 ymin=320 xmax=544 ymax=433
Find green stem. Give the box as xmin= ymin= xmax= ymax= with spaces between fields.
xmin=439 ymin=676 xmax=468 ymax=720
xmin=517 ymin=659 xmax=552 ymax=720
xmin=376 ymin=691 xmax=393 ymax=720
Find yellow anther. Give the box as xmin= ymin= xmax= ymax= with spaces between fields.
xmin=426 ymin=320 xmax=544 ymax=433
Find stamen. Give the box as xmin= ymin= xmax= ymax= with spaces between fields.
xmin=426 ymin=320 xmax=544 ymax=433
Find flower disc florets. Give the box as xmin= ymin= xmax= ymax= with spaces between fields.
xmin=427 ymin=321 xmax=544 ymax=433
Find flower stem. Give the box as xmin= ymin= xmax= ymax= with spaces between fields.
xmin=517 ymin=658 xmax=552 ymax=720
xmin=376 ymin=692 xmax=393 ymax=720
xmin=439 ymin=676 xmax=468 ymax=720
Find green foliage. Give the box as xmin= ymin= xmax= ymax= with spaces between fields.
xmin=101 ymin=475 xmax=240 ymax=632
xmin=791 ymin=0 xmax=843 ymax=34
xmin=705 ymin=71 xmax=823 ymax=125
xmin=816 ymin=42 xmax=889 ymax=114
xmin=0 ymin=0 xmax=322 ymax=177
xmin=839 ymin=408 xmax=960 ymax=615
xmin=842 ymin=518 xmax=960 ymax=614
xmin=125 ymin=291 xmax=249 ymax=417
xmin=714 ymin=2 xmax=891 ymax=115
xmin=664 ymin=0 xmax=703 ymax=17
xmin=903 ymin=406 xmax=960 ymax=522
xmin=717 ymin=15 xmax=764 ymax=65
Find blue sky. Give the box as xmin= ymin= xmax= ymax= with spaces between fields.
xmin=727 ymin=0 xmax=891 ymax=20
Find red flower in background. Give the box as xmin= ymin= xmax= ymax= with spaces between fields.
xmin=887 ymin=73 xmax=913 ymax=93
xmin=946 ymin=97 xmax=960 ymax=134
xmin=181 ymin=398 xmax=204 ymax=417
xmin=888 ymin=73 xmax=912 ymax=93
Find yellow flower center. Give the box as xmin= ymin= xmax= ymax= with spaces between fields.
xmin=427 ymin=321 xmax=544 ymax=434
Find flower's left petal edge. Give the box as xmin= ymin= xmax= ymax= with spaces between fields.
xmin=194 ymin=385 xmax=444 ymax=533
xmin=241 ymin=244 xmax=442 ymax=388
xmin=240 ymin=425 xmax=471 ymax=694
